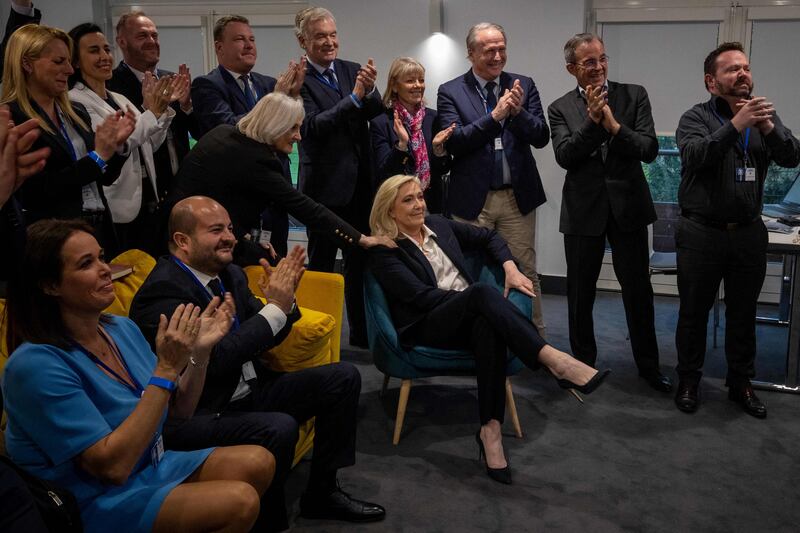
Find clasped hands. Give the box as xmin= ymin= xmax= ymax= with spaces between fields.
xmin=275 ymin=57 xmax=308 ymax=98
xmin=491 ymin=79 xmax=524 ymax=122
xmin=142 ymin=66 xmax=191 ymax=116
xmin=584 ymin=84 xmax=620 ymax=135
xmin=257 ymin=245 xmax=306 ymax=314
xmin=353 ymin=58 xmax=377 ymax=101
xmin=731 ymin=96 xmax=774 ymax=135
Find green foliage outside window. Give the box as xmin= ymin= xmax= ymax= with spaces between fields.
xmin=644 ymin=135 xmax=799 ymax=204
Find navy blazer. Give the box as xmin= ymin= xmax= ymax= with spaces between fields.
xmin=368 ymin=215 xmax=513 ymax=339
xmin=9 ymin=101 xmax=126 ymax=223
xmin=436 ymin=70 xmax=549 ymax=219
xmin=129 ymin=257 xmax=300 ymax=411
xmin=191 ymin=65 xmax=277 ymax=139
xmin=370 ymin=107 xmax=451 ymax=214
xmin=298 ymin=59 xmax=384 ymax=207
xmin=548 ymin=81 xmax=658 ymax=236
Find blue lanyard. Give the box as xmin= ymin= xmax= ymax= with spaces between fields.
xmin=55 ymin=106 xmax=79 ymax=162
xmin=71 ymin=328 xmax=145 ymax=397
xmin=171 ymin=256 xmax=240 ymax=331
xmin=710 ymin=106 xmax=750 ymax=164
xmin=313 ymin=71 xmax=341 ymax=94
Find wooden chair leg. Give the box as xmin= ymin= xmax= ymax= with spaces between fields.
xmin=505 ymin=378 xmax=523 ymax=438
xmin=380 ymin=374 xmax=390 ymax=397
xmin=392 ymin=379 xmax=411 ymax=445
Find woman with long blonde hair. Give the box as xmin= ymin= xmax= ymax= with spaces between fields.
xmin=1 ymin=23 xmax=135 ymax=251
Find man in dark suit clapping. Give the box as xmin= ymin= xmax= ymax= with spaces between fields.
xmin=547 ymin=33 xmax=671 ymax=392
xmin=294 ymin=6 xmax=384 ymax=347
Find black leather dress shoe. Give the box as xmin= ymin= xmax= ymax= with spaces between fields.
xmin=728 ymin=383 xmax=767 ymax=419
xmin=300 ymin=487 xmax=386 ymax=523
xmin=674 ymin=381 xmax=699 ymax=413
xmin=640 ymin=371 xmax=673 ymax=393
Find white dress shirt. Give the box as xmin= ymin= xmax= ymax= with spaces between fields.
xmin=401 ymin=225 xmax=469 ymax=292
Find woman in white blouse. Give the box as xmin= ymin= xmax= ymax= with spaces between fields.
xmin=68 ymin=22 xmax=186 ymax=252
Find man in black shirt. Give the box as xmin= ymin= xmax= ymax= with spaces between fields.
xmin=674 ymin=42 xmax=800 ymax=417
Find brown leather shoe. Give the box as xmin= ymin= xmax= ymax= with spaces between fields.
xmin=674 ymin=381 xmax=699 ymax=413
xmin=728 ymin=383 xmax=767 ymax=419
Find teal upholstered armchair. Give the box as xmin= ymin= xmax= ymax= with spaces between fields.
xmin=364 ymin=254 xmax=531 ymax=444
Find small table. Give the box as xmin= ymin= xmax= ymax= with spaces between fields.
xmin=756 ymin=226 xmax=800 ymax=393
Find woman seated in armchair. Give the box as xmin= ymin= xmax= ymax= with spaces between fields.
xmin=367 ymin=175 xmax=609 ymax=485
xmin=2 ymin=218 xmax=275 ymax=532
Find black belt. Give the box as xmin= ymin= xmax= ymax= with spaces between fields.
xmin=682 ymin=212 xmax=759 ymax=231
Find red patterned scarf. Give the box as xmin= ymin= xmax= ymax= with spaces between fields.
xmin=394 ymin=102 xmax=430 ymax=190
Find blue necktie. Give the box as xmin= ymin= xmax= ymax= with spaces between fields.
xmin=485 ymin=82 xmax=504 ymax=189
xmin=240 ymin=74 xmax=257 ymax=110
xmin=323 ymin=68 xmax=341 ymax=95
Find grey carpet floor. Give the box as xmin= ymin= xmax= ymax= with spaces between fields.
xmin=284 ymin=292 xmax=800 ymax=532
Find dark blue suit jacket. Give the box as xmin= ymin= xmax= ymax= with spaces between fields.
xmin=436 ymin=70 xmax=549 ymax=219
xmin=370 ymin=107 xmax=450 ymax=214
xmin=191 ymin=65 xmax=277 ymax=139
xmin=130 ymin=257 xmax=300 ymax=411
xmin=368 ymin=215 xmax=513 ymax=339
xmin=298 ymin=59 xmax=383 ymax=207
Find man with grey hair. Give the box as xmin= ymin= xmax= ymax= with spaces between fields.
xmin=295 ymin=6 xmax=383 ymax=347
xmin=437 ymin=21 xmax=549 ymax=336
xmin=548 ymin=33 xmax=671 ymax=392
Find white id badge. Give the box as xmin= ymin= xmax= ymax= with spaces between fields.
xmin=745 ymin=167 xmax=756 ymax=182
xmin=494 ymin=137 xmax=503 ymax=151
xmin=150 ymin=434 xmax=165 ymax=468
xmin=242 ymin=361 xmax=257 ymax=381
xmin=259 ymin=230 xmax=272 ymax=247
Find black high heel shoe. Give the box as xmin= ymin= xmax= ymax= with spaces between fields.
xmin=556 ymin=369 xmax=611 ymax=395
xmin=475 ymin=430 xmax=512 ymax=485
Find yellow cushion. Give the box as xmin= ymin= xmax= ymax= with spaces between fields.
xmin=104 ymin=249 xmax=156 ymax=317
xmin=262 ymin=306 xmax=335 ymax=372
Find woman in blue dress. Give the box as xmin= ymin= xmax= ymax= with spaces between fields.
xmin=2 ymin=218 xmax=276 ymax=532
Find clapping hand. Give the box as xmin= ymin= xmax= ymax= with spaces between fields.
xmin=393 ymin=110 xmax=410 ymax=151
xmin=155 ymin=303 xmax=202 ymax=378
xmin=353 ymin=58 xmax=377 ymax=100
xmin=194 ymin=293 xmax=236 ymax=355
xmin=94 ymin=109 xmax=137 ymax=161
xmin=258 ymin=245 xmax=306 ymax=314
xmin=508 ymin=79 xmax=524 ymax=116
xmin=275 ymin=57 xmax=307 ymax=98
xmin=176 ymin=64 xmax=193 ymax=112
xmin=0 ymin=105 xmax=49 ymax=206
xmin=492 ymin=86 xmax=521 ymax=122
xmin=432 ymin=122 xmax=456 ymax=157
xmin=142 ymin=73 xmax=173 ymax=116
xmin=585 ymin=84 xmax=607 ymax=124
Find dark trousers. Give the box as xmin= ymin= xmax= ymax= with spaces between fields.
xmin=0 ymin=461 xmax=48 ymax=533
xmin=163 ymin=362 xmax=361 ymax=532
xmin=564 ymin=214 xmax=660 ymax=374
xmin=405 ymin=283 xmax=546 ymax=424
xmin=675 ymin=217 xmax=767 ymax=385
xmin=307 ymin=191 xmax=371 ymax=343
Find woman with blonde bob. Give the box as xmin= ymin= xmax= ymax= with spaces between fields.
xmin=0 ymin=24 xmax=135 ymax=250
xmin=370 ymin=57 xmax=455 ymax=214
xmin=166 ymin=91 xmax=391 ymax=264
xmin=368 ymin=175 xmax=609 ymax=485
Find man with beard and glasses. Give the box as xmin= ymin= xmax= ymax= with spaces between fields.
xmin=674 ymin=42 xmax=800 ymax=417
xmin=130 ymin=196 xmax=385 ymax=531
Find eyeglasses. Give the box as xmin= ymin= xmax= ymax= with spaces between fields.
xmin=571 ymin=55 xmax=609 ymax=70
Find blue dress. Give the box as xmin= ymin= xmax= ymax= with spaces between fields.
xmin=2 ymin=316 xmax=214 ymax=533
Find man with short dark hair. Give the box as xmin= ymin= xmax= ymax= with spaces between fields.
xmin=674 ymin=42 xmax=800 ymax=416
xmin=108 ymin=11 xmax=199 ymax=251
xmin=437 ymin=22 xmax=549 ymax=336
xmin=191 ymin=14 xmax=305 ymax=257
xmin=129 ymin=196 xmax=385 ymax=530
xmin=548 ymin=33 xmax=671 ymax=392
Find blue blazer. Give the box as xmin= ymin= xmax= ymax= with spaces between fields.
xmin=298 ymin=59 xmax=383 ymax=207
xmin=436 ymin=70 xmax=549 ymax=219
xmin=191 ymin=65 xmax=277 ymax=139
xmin=370 ymin=107 xmax=450 ymax=214
xmin=368 ymin=215 xmax=513 ymax=339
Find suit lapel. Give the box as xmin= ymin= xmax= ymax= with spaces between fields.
xmin=462 ymin=70 xmax=487 ymax=118
xmin=571 ymin=86 xmax=589 ymax=122
xmin=397 ymin=239 xmax=437 ymax=286
xmin=219 ymin=66 xmax=249 ymax=109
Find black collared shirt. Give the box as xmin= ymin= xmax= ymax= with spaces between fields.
xmin=676 ymin=95 xmax=800 ymax=223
